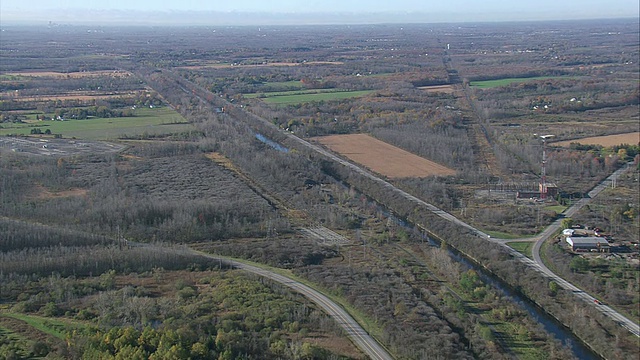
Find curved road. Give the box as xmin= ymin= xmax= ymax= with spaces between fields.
xmin=155 ymin=72 xmax=640 ymax=338
xmin=248 ymin=105 xmax=640 ymax=338
xmin=530 ymin=163 xmax=640 ymax=337
xmin=488 ymin=164 xmax=639 ymax=337
xmin=197 ymin=254 xmax=394 ymax=360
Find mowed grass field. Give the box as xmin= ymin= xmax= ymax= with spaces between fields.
xmin=0 ymin=107 xmax=193 ymax=140
xmin=470 ymin=76 xmax=572 ymax=88
xmin=246 ymin=89 xmax=374 ymax=105
xmin=506 ymin=242 xmax=535 ymax=258
xmin=314 ymin=133 xmax=456 ymax=178
xmin=552 ymin=132 xmax=640 ymax=147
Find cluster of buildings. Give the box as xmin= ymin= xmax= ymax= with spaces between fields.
xmin=563 ymin=227 xmax=610 ymax=253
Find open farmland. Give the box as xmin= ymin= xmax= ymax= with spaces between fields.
xmin=6 ymin=93 xmax=143 ymax=102
xmin=243 ymin=88 xmax=341 ymax=99
xmin=0 ymin=107 xmax=192 ymax=140
xmin=178 ymin=60 xmax=344 ymax=70
xmin=1 ymin=19 xmax=639 ymax=360
xmin=470 ymin=76 xmax=573 ymax=88
xmin=314 ymin=134 xmax=456 ymax=178
xmin=1 ymin=70 xmax=132 ymax=78
xmin=417 ymin=84 xmax=456 ymax=93
xmin=254 ymin=90 xmax=374 ymax=105
xmin=552 ymin=132 xmax=640 ymax=147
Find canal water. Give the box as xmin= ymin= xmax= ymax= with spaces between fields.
xmin=255 ymin=133 xmax=289 ymax=153
xmin=268 ymin=132 xmax=600 ymax=359
xmin=378 ymin=205 xmax=600 ymax=359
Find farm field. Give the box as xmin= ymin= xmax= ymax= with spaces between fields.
xmin=0 ymin=70 xmax=132 ymax=79
xmin=314 ymin=133 xmax=456 ymax=178
xmin=255 ymin=90 xmax=374 ymax=105
xmin=552 ymin=132 xmax=640 ymax=147
xmin=0 ymin=107 xmax=192 ymax=140
xmin=255 ymin=80 xmax=306 ymax=92
xmin=470 ymin=76 xmax=574 ymax=88
xmin=243 ymin=88 xmax=340 ymax=98
xmin=1 ymin=19 xmax=639 ymax=360
xmin=179 ymin=60 xmax=343 ymax=70
xmin=417 ymin=84 xmax=456 ymax=93
xmin=4 ymin=92 xmax=141 ymax=102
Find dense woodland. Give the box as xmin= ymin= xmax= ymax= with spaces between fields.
xmin=1 ymin=19 xmax=639 ymax=359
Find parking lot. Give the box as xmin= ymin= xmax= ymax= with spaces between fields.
xmin=0 ymin=137 xmax=125 ymax=157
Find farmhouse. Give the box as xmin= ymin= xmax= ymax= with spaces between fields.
xmin=566 ymin=237 xmax=610 ymax=252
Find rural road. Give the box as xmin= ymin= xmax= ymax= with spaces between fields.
xmin=160 ymin=72 xmax=640 ymax=338
xmin=238 ymin=104 xmax=640 ymax=338
xmin=195 ymin=253 xmax=394 ymax=360
xmin=529 ymin=163 xmax=640 ymax=337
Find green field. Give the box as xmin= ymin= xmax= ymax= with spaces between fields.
xmin=257 ymin=80 xmax=305 ymax=92
xmin=0 ymin=107 xmax=194 ymax=140
xmin=248 ymin=90 xmax=374 ymax=105
xmin=470 ymin=76 xmax=570 ymax=89
xmin=544 ymin=205 xmax=568 ymax=214
xmin=244 ymin=88 xmax=339 ymax=98
xmin=506 ymin=242 xmax=535 ymax=259
xmin=484 ymin=230 xmax=532 ymax=239
xmin=0 ymin=74 xmax=28 ymax=81
xmin=4 ymin=313 xmax=69 ymax=340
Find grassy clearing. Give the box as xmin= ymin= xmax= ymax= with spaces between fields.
xmin=484 ymin=230 xmax=532 ymax=239
xmin=440 ymin=261 xmax=547 ymax=359
xmin=244 ymin=88 xmax=340 ymax=98
xmin=506 ymin=242 xmax=535 ymax=259
xmin=0 ymin=74 xmax=29 ymax=81
xmin=247 ymin=90 xmax=374 ymax=105
xmin=544 ymin=205 xmax=568 ymax=214
xmin=494 ymin=321 xmax=550 ymax=360
xmin=4 ymin=313 xmax=69 ymax=340
xmin=258 ymin=80 xmax=305 ymax=92
xmin=470 ymin=76 xmax=570 ymax=88
xmin=0 ymin=107 xmax=193 ymax=140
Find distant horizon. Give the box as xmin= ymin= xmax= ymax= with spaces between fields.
xmin=1 ymin=0 xmax=639 ymax=27
xmin=1 ymin=9 xmax=639 ymax=27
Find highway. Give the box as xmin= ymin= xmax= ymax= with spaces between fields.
xmin=195 ymin=254 xmax=394 ymax=360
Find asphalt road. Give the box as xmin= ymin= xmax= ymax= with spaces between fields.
xmin=197 ymin=254 xmax=394 ymax=360
xmin=162 ymin=73 xmax=640 ymax=339
xmin=530 ymin=163 xmax=640 ymax=337
xmin=222 ymin=98 xmax=640 ymax=338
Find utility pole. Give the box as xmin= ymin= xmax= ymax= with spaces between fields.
xmin=538 ymin=134 xmax=554 ymax=200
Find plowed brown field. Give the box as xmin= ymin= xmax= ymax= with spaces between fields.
xmin=314 ymin=134 xmax=456 ymax=178
xmin=553 ymin=132 xmax=639 ymax=147
xmin=417 ymin=84 xmax=456 ymax=94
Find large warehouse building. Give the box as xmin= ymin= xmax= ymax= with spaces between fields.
xmin=566 ymin=237 xmax=610 ymax=252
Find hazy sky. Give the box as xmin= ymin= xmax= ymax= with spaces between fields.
xmin=1 ymin=0 xmax=638 ymax=25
